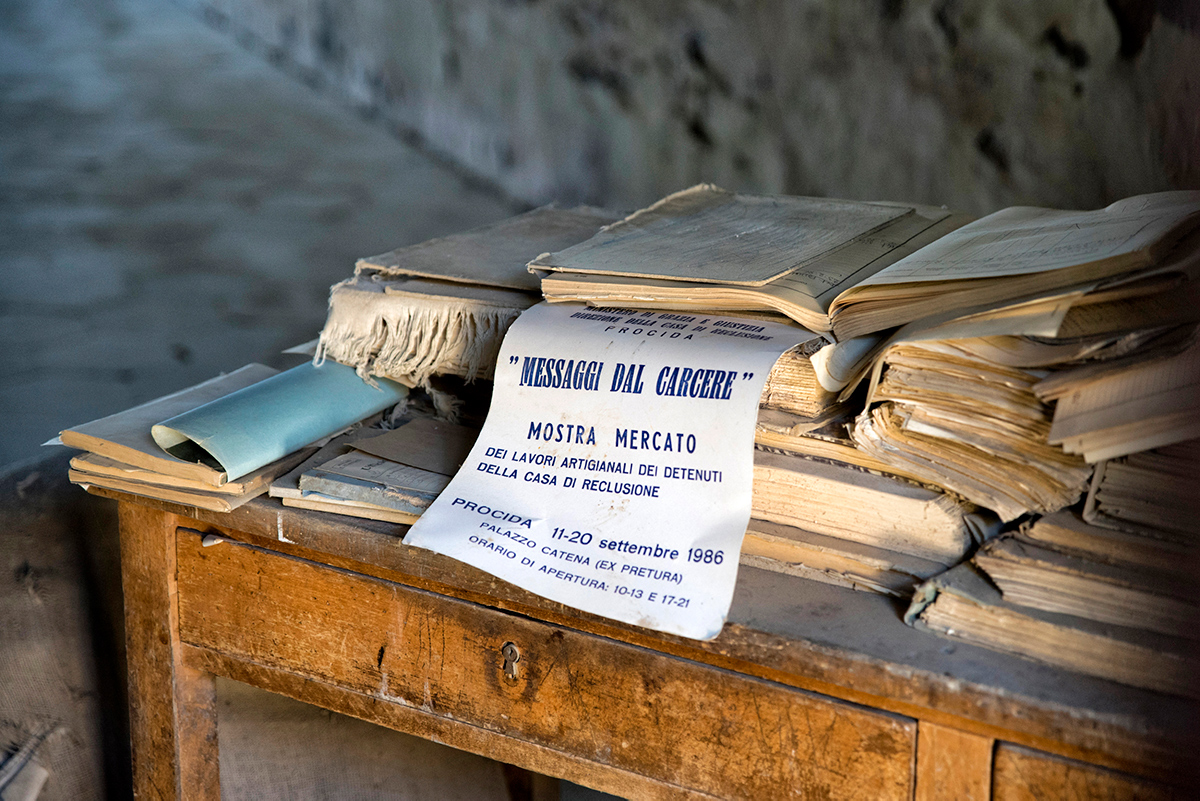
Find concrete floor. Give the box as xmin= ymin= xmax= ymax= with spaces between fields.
xmin=0 ymin=0 xmax=519 ymax=469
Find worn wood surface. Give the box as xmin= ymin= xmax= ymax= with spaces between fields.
xmin=916 ymin=721 xmax=994 ymax=801
xmin=95 ymin=489 xmax=1198 ymax=781
xmin=175 ymin=528 xmax=917 ymax=799
xmin=992 ymin=743 xmax=1181 ymax=800
xmin=182 ymin=645 xmax=712 ymax=801
xmin=118 ymin=502 xmax=219 ymax=800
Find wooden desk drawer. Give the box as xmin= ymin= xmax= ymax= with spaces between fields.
xmin=992 ymin=743 xmax=1181 ymax=800
xmin=176 ymin=530 xmax=916 ymax=799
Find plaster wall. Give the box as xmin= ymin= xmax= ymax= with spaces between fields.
xmin=186 ymin=0 xmax=1200 ymax=214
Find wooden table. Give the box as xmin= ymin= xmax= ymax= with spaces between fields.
xmin=103 ymin=489 xmax=1196 ymax=799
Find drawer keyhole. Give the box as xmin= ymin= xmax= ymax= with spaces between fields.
xmin=501 ymin=642 xmax=521 ymax=680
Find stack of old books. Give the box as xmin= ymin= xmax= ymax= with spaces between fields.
xmin=272 ymin=205 xmax=619 ymax=519
xmin=907 ymin=506 xmax=1200 ymax=698
xmin=301 ymin=188 xmax=1007 ymax=596
xmin=298 ymin=186 xmax=1200 ymax=621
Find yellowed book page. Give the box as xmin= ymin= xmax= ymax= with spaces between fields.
xmin=530 ymin=184 xmax=911 ymax=286
xmin=791 ymin=207 xmax=957 ymax=304
xmin=900 ymin=289 xmax=1086 ymax=339
xmin=858 ymin=191 xmax=1200 ymax=286
xmin=941 ymin=334 xmax=1120 ymax=368
xmin=1059 ymin=412 xmax=1200 ymax=463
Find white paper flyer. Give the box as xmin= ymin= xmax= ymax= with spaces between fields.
xmin=404 ymin=302 xmax=815 ymax=639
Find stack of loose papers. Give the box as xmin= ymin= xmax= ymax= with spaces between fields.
xmin=853 ymin=337 xmax=1094 ymax=522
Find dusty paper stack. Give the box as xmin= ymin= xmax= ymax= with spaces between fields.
xmin=849 ymin=199 xmax=1200 ymax=524
xmin=890 ymin=331 xmax=1200 ymax=695
xmin=298 ymin=190 xmax=1002 ymax=596
xmin=868 ymin=202 xmax=1200 ymax=696
xmin=270 ymin=417 xmax=476 ymax=524
xmin=851 ymin=336 xmax=1096 ymax=523
xmin=527 ymin=187 xmax=1020 ymax=595
xmin=907 ymin=509 xmax=1200 ymax=698
xmin=61 ymin=362 xmax=407 ymax=511
xmin=303 ymin=186 xmax=1200 ymax=612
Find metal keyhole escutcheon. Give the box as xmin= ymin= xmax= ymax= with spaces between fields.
xmin=501 ymin=642 xmax=520 ymax=680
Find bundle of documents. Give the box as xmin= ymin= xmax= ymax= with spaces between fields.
xmin=846 ymin=214 xmax=1200 ymax=523
xmin=270 ymin=417 xmax=477 ymax=524
xmin=62 ymin=362 xmax=408 ymax=512
xmin=907 ymin=511 xmax=1199 ymax=698
xmin=851 ymin=337 xmax=1094 ymax=522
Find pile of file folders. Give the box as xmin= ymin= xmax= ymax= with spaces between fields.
xmin=63 ymin=185 xmax=1200 ymax=697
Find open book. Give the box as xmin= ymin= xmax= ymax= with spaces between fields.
xmin=533 ymin=185 xmax=1200 ymax=341
xmin=533 ymin=184 xmax=971 ymax=337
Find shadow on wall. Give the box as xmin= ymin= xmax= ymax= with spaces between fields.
xmin=183 ymin=0 xmax=1200 ymax=214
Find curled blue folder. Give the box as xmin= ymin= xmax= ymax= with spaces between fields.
xmin=152 ymin=361 xmax=408 ymax=481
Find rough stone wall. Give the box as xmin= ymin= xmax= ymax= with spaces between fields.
xmin=187 ymin=0 xmax=1200 ymax=215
